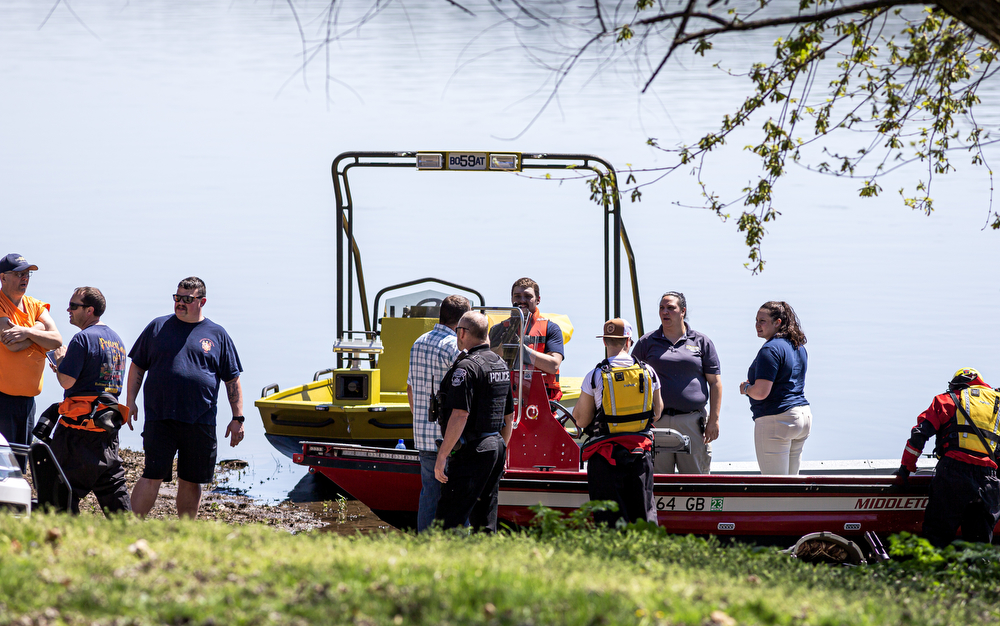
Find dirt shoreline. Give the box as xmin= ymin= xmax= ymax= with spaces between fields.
xmin=66 ymin=448 xmax=329 ymax=532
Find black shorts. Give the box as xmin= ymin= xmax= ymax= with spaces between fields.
xmin=141 ymin=419 xmax=217 ymax=484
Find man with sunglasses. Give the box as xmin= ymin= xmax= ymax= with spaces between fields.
xmin=0 ymin=253 xmax=63 ymax=455
xmin=126 ymin=277 xmax=244 ymax=518
xmin=434 ymin=311 xmax=515 ymax=533
xmin=44 ymin=287 xmax=130 ymax=514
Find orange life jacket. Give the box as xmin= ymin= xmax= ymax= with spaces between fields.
xmin=525 ymin=313 xmax=562 ymax=401
xmin=58 ymin=394 xmax=129 ymax=433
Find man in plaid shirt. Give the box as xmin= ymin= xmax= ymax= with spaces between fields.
xmin=407 ymin=294 xmax=471 ymax=532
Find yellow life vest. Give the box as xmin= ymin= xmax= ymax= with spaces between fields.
xmin=950 ymin=386 xmax=1000 ymax=459
xmin=593 ymin=358 xmax=655 ymax=435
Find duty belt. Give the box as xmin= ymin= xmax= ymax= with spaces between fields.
xmin=661 ymin=408 xmax=690 ymax=416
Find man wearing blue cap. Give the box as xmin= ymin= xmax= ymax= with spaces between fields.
xmin=0 ymin=253 xmax=62 ymax=451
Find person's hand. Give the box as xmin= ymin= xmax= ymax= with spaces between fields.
xmin=739 ymin=381 xmax=750 ymax=395
xmin=893 ymin=465 xmax=910 ymax=486
xmin=225 ymin=419 xmax=245 ymax=447
xmin=125 ymin=402 xmax=138 ymax=431
xmin=703 ymin=418 xmax=720 ymax=444
xmin=1 ymin=325 xmax=30 ymax=345
xmin=48 ymin=345 xmax=67 ymax=372
xmin=434 ymin=455 xmax=448 ymax=484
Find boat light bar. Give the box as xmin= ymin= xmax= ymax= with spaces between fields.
xmin=490 ymin=154 xmax=519 ymax=170
xmin=416 ymin=152 xmax=523 ymax=172
xmin=416 ymin=153 xmax=443 ymax=169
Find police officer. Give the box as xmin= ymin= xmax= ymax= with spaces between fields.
xmin=434 ymin=311 xmax=515 ymax=533
xmin=573 ymin=319 xmax=662 ymax=527
xmin=896 ymin=367 xmax=1000 ymax=547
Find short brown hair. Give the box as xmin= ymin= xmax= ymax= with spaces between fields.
xmin=603 ymin=336 xmax=629 ymax=353
xmin=178 ymin=276 xmax=206 ymax=298
xmin=511 ymin=277 xmax=539 ymax=298
xmin=440 ymin=295 xmax=472 ymax=326
xmin=74 ymin=287 xmax=106 ymax=317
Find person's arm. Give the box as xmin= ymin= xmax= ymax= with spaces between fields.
xmin=1 ymin=309 xmax=62 ymax=351
xmin=525 ymin=346 xmax=562 ymax=374
xmin=572 ymin=392 xmax=597 ymax=430
xmin=53 ymin=345 xmax=77 ymax=390
xmin=740 ymin=379 xmax=773 ymax=401
xmin=526 ymin=320 xmax=564 ymax=375
xmin=704 ymin=373 xmax=722 ymax=443
xmin=406 ymin=384 xmax=414 ymax=413
xmin=740 ymin=343 xmax=776 ymax=402
xmin=901 ymin=395 xmax=951 ymax=471
xmin=501 ymin=412 xmax=514 ymax=445
xmin=651 ymin=386 xmax=663 ymax=418
xmin=3 ymin=315 xmax=61 ymax=352
xmin=125 ymin=363 xmax=146 ymax=430
xmin=434 ymin=409 xmax=469 ymax=483
xmin=223 ymin=376 xmax=245 ymax=447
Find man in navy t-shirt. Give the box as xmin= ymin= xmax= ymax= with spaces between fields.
xmin=126 ymin=276 xmax=245 ymax=519
xmin=49 ymin=286 xmax=130 ymax=514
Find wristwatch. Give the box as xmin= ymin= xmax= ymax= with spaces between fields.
xmin=232 ymin=415 xmax=245 ymax=423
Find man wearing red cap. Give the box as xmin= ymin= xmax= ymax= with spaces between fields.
xmin=0 ymin=253 xmax=63 ymax=452
xmin=572 ymin=318 xmax=662 ymax=527
xmin=897 ymin=368 xmax=1000 ymax=547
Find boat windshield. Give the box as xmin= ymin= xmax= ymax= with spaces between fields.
xmin=486 ymin=309 xmax=526 ymax=373
xmin=381 ymin=289 xmax=452 ymax=319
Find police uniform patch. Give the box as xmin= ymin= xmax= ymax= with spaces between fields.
xmin=451 ymin=368 xmax=467 ymax=386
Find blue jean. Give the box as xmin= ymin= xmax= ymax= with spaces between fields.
xmin=0 ymin=392 xmax=35 ymax=472
xmin=418 ymin=451 xmax=443 ymax=533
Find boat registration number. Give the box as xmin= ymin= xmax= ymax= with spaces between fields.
xmin=447 ymin=152 xmax=488 ymax=170
xmin=656 ymin=496 xmax=724 ymax=512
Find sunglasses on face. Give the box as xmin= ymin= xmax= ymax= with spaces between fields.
xmin=68 ymin=302 xmax=88 ymax=310
xmin=172 ymin=294 xmax=200 ymax=304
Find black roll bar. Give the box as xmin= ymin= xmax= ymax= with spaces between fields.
xmin=330 ymin=151 xmax=644 ymax=367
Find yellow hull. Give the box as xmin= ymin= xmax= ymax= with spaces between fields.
xmin=256 ymin=376 xmax=581 ymax=459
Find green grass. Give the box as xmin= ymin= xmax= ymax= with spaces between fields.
xmin=0 ymin=513 xmax=997 ymax=625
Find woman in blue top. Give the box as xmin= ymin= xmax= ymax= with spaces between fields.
xmin=739 ymin=301 xmax=811 ymax=475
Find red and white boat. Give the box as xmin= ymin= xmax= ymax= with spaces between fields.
xmin=293 ymin=372 xmax=961 ymax=547
xmin=288 ymin=149 xmax=994 ymax=550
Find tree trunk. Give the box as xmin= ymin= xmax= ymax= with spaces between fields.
xmin=937 ymin=0 xmax=1000 ymax=46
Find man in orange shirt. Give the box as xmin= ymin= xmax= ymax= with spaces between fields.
xmin=0 ymin=253 xmax=63 ymax=453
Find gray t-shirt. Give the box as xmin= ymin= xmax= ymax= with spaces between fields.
xmin=631 ymin=325 xmax=721 ymax=413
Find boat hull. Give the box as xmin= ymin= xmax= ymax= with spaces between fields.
xmin=258 ymin=376 xmax=582 ymax=459
xmin=296 ymin=442 xmax=949 ymax=543
xmin=256 ymin=379 xmax=415 ymax=458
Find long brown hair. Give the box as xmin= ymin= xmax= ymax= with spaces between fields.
xmin=759 ymin=301 xmax=807 ymax=349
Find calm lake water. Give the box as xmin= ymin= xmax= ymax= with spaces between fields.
xmin=2 ymin=1 xmax=998 ymax=503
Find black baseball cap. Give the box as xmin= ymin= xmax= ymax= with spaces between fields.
xmin=0 ymin=253 xmax=38 ymax=273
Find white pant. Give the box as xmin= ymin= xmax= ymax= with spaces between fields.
xmin=753 ymin=405 xmax=812 ymax=475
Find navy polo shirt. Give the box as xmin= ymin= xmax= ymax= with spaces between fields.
xmin=632 ymin=325 xmax=721 ymax=413
xmin=746 ymin=336 xmax=808 ymax=419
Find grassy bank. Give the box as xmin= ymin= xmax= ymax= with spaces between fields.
xmin=0 ymin=513 xmax=997 ymax=626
